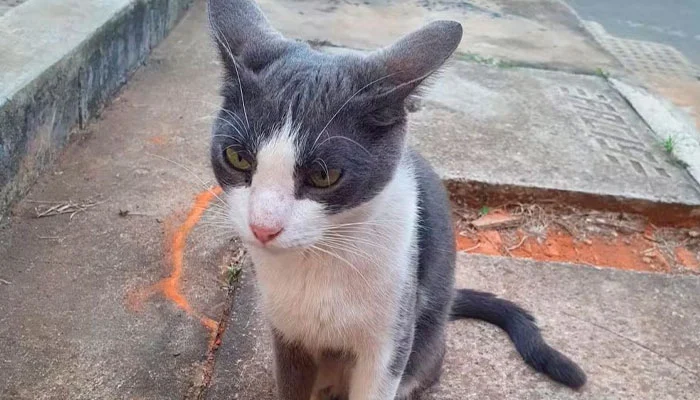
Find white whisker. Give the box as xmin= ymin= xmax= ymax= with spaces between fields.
xmin=145 ymin=152 xmax=227 ymax=207
xmin=209 ymin=17 xmax=250 ymax=129
xmin=316 ymin=135 xmax=372 ymax=156
xmin=311 ymin=72 xmax=398 ymax=152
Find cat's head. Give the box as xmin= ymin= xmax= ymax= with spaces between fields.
xmin=208 ymin=0 xmax=461 ymax=250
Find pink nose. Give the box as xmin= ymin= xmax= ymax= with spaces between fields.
xmin=250 ymin=224 xmax=283 ymax=244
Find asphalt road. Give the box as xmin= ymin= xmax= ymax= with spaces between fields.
xmin=567 ymin=0 xmax=700 ymax=65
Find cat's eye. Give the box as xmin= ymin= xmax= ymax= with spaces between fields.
xmin=225 ymin=148 xmax=252 ymax=171
xmin=308 ymin=169 xmax=342 ymax=188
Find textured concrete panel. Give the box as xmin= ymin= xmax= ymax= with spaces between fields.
xmin=408 ymin=61 xmax=700 ymax=206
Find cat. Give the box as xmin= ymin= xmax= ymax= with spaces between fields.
xmin=207 ymin=1 xmax=586 ymax=399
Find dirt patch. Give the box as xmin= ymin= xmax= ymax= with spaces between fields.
xmin=454 ymin=202 xmax=700 ymax=274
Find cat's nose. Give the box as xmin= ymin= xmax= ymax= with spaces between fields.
xmin=250 ymin=224 xmax=283 ymax=244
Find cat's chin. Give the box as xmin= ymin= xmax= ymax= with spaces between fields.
xmin=243 ymin=239 xmax=312 ymax=254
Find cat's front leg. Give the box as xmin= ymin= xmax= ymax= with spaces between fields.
xmin=272 ymin=330 xmax=318 ymax=400
xmin=348 ymin=344 xmax=406 ymax=400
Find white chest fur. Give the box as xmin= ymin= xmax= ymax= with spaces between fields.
xmin=249 ymin=160 xmax=419 ymax=351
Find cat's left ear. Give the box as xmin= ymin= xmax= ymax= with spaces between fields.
xmin=207 ymin=0 xmax=289 ymax=73
xmin=370 ymin=21 xmax=463 ymax=99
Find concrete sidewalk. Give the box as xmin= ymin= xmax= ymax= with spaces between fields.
xmin=0 ymin=3 xmax=229 ymax=398
xmin=0 ymin=0 xmax=699 ymax=399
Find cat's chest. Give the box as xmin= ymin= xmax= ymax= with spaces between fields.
xmin=252 ymin=241 xmax=413 ymax=348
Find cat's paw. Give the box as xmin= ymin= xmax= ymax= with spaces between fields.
xmin=317 ymin=387 xmax=347 ymax=400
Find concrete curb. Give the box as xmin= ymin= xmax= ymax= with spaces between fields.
xmin=610 ymin=78 xmax=700 ymax=188
xmin=0 ymin=0 xmax=194 ymax=219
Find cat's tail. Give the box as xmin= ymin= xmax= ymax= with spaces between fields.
xmin=450 ymin=289 xmax=587 ymax=389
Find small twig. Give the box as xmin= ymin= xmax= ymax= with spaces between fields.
xmin=592 ymin=220 xmax=644 ymax=234
xmin=461 ymin=243 xmax=481 ymax=252
xmin=34 ymin=200 xmax=102 ymax=219
xmin=506 ymin=235 xmax=528 ymax=252
xmin=36 ymin=235 xmax=60 ymax=240
xmin=644 ymin=234 xmax=661 ymax=243
xmin=554 ymin=220 xmax=576 ymax=236
xmin=26 ymin=199 xmax=72 ymax=204
xmin=0 ymin=279 xmax=11 ymax=285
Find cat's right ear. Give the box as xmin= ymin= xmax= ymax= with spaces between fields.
xmin=207 ymin=0 xmax=288 ymax=73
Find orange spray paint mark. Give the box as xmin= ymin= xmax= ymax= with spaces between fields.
xmin=128 ymin=186 xmax=224 ymax=343
xmin=148 ymin=135 xmax=168 ymax=145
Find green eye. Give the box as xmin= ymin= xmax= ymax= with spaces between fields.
xmin=225 ymin=148 xmax=252 ymax=171
xmin=309 ymin=169 xmax=342 ymax=188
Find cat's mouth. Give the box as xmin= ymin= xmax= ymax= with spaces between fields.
xmin=244 ymin=234 xmax=320 ymax=253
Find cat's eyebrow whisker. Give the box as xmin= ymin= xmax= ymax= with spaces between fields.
xmin=316 ymin=135 xmax=372 ymax=156
xmin=311 ymin=72 xmax=399 ymax=152
xmin=211 ymin=135 xmax=246 ymax=148
xmin=209 ymin=20 xmax=250 ymax=130
xmin=312 ymin=158 xmax=330 ymax=183
xmin=196 ymin=99 xmax=248 ymax=130
xmin=208 ymin=116 xmax=247 ymax=139
xmin=145 ymin=152 xmax=227 ymax=207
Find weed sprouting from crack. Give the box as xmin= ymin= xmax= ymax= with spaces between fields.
xmin=661 ymin=136 xmax=690 ymax=168
xmin=594 ymin=67 xmax=610 ymax=79
xmin=478 ymin=205 xmax=491 ymax=216
xmin=226 ymin=263 xmax=242 ymax=286
xmin=662 ymin=136 xmax=675 ymax=154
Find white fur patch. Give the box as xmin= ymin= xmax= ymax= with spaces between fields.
xmin=226 ymin=120 xmax=326 ymax=249
xmin=250 ymin=153 xmax=418 ymax=352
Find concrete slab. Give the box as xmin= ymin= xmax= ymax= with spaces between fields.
xmin=407 ymin=60 xmax=700 ymax=207
xmin=208 ymin=254 xmax=700 ymax=399
xmin=0 ymin=0 xmax=193 ymax=218
xmin=256 ymin=0 xmax=619 ymax=74
xmin=0 ymin=2 xmax=235 ymax=398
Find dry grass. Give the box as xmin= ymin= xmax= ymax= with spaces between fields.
xmin=31 ymin=199 xmax=101 ymax=219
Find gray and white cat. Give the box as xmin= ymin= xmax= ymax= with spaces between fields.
xmin=207 ymin=1 xmax=586 ymax=399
